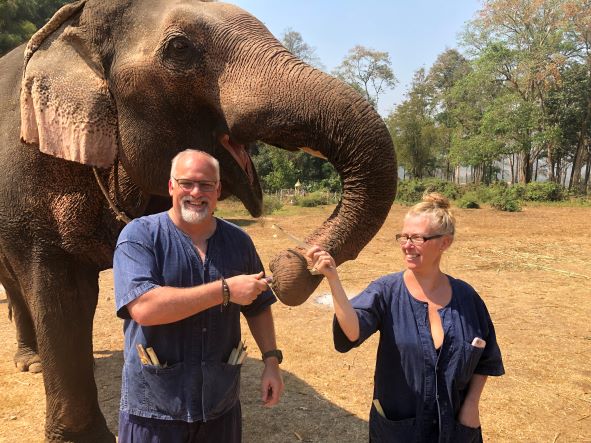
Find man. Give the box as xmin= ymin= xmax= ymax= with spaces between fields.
xmin=114 ymin=149 xmax=284 ymax=442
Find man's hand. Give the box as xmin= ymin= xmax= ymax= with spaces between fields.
xmin=226 ymin=272 xmax=268 ymax=306
xmin=260 ymin=359 xmax=283 ymax=407
xmin=458 ymin=398 xmax=480 ymax=429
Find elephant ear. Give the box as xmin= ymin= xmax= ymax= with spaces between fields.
xmin=20 ymin=0 xmax=118 ymax=168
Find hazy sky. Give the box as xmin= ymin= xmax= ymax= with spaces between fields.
xmin=229 ymin=0 xmax=483 ymax=116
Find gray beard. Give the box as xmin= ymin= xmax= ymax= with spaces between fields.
xmin=180 ymin=199 xmax=211 ymax=224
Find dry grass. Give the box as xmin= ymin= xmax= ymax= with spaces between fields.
xmin=0 ymin=203 xmax=590 ymax=442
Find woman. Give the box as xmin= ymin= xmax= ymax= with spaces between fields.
xmin=307 ymin=193 xmax=504 ymax=443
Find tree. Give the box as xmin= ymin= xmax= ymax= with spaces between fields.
xmin=446 ymin=59 xmax=506 ymax=183
xmin=251 ymin=143 xmax=340 ymax=193
xmin=480 ymin=92 xmax=546 ymax=183
xmin=561 ymin=0 xmax=591 ymax=192
xmin=0 ymin=0 xmax=70 ymax=56
xmin=281 ymin=28 xmax=324 ymax=70
xmin=545 ymin=62 xmax=591 ymax=191
xmin=461 ymin=0 xmax=569 ymax=183
xmin=386 ymin=69 xmax=438 ymax=178
xmin=333 ymin=45 xmax=397 ymax=109
xmin=427 ymin=48 xmax=471 ymax=180
xmin=251 ymin=144 xmax=298 ymax=193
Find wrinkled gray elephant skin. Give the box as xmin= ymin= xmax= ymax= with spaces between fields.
xmin=0 ymin=0 xmax=397 ymax=441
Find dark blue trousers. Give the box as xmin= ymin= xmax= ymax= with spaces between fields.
xmin=118 ymin=402 xmax=242 ymax=443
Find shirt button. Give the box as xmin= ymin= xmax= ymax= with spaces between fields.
xmin=433 ymin=419 xmax=438 ymax=425
xmin=202 ymin=327 xmax=207 ymax=332
xmin=201 ymin=362 xmax=205 ymax=367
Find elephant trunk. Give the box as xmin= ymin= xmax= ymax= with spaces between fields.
xmin=220 ymin=38 xmax=397 ymax=305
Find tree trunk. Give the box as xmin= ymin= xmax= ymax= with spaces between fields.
xmin=547 ymin=143 xmax=556 ymax=183
xmin=569 ymin=134 xmax=587 ymax=192
xmin=584 ymin=149 xmax=590 ymax=194
xmin=520 ymin=150 xmax=532 ymax=183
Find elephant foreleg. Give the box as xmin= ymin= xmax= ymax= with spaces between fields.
xmin=26 ymin=256 xmax=114 ymax=443
xmin=0 ymin=254 xmax=41 ymax=372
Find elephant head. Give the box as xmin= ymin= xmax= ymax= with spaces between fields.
xmin=21 ymin=0 xmax=397 ymax=306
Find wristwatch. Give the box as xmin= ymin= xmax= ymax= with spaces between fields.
xmin=262 ymin=349 xmax=283 ymax=364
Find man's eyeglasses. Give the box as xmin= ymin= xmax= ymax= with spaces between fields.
xmin=173 ymin=178 xmax=218 ymax=192
xmin=395 ymin=233 xmax=444 ymax=245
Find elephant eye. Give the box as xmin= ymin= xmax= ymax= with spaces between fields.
xmin=171 ymin=38 xmax=189 ymax=52
xmin=163 ymin=36 xmax=195 ymax=64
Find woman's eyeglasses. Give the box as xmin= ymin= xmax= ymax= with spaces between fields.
xmin=395 ymin=234 xmax=444 ymax=245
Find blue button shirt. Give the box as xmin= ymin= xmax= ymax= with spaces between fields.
xmin=114 ymin=212 xmax=275 ymax=422
xmin=333 ymin=272 xmax=504 ymax=443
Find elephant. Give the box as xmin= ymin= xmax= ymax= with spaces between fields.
xmin=0 ymin=0 xmax=397 ymax=441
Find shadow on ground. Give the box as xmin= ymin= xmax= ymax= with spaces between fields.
xmin=220 ymin=218 xmax=259 ymax=227
xmin=94 ymin=353 xmax=367 ymax=442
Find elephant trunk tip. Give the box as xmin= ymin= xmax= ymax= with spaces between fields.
xmin=269 ymin=248 xmax=323 ymax=306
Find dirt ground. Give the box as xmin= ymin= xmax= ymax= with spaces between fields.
xmin=1 ymin=203 xmax=590 ymax=442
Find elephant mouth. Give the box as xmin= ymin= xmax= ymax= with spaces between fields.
xmin=216 ymin=132 xmax=262 ymax=217
xmin=218 ymin=134 xmax=255 ymax=185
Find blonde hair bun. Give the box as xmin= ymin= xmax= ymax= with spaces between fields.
xmin=405 ymin=192 xmax=455 ymax=236
xmin=422 ymin=192 xmax=451 ymax=210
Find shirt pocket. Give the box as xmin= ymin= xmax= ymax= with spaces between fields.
xmin=456 ymin=341 xmax=485 ymax=388
xmin=369 ymin=402 xmax=417 ymax=442
xmin=202 ymin=361 xmax=242 ymax=419
xmin=141 ymin=362 xmax=185 ymax=418
xmin=224 ymin=267 xmax=248 ymax=278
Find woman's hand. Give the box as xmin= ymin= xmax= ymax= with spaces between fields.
xmin=458 ymin=397 xmax=481 ymax=429
xmin=458 ymin=374 xmax=487 ymax=428
xmin=306 ymin=245 xmax=338 ymax=281
xmin=306 ymin=245 xmax=359 ymax=342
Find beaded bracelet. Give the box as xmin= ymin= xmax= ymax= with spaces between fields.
xmin=221 ymin=276 xmax=230 ymax=311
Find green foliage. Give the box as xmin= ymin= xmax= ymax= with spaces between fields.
xmin=568 ymin=197 xmax=591 ymax=207
xmin=294 ymin=191 xmax=334 ymax=207
xmin=522 ymin=182 xmax=566 ymax=202
xmin=506 ymin=183 xmax=527 ymax=200
xmin=456 ymin=192 xmax=480 ymax=209
xmin=424 ymin=178 xmax=461 ymax=200
xmin=261 ymin=194 xmax=283 ymax=215
xmin=504 ymin=182 xmax=566 ymax=202
xmin=460 ymin=181 xmax=566 ymax=206
xmin=333 ymin=45 xmax=397 ymax=109
xmin=396 ymin=178 xmax=461 ymax=204
xmin=0 ymin=0 xmax=69 ymax=56
xmin=489 ymin=192 xmax=521 ymax=212
xmin=251 ymin=144 xmax=341 ymax=194
xmin=395 ymin=180 xmax=427 ymax=204
xmin=459 ymin=182 xmax=499 ymax=202
xmin=251 ymin=145 xmax=297 ymax=193
xmin=387 ymin=69 xmax=442 ymax=178
xmin=311 ymin=175 xmax=342 ymax=193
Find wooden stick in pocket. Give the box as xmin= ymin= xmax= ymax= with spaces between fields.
xmin=373 ymin=399 xmax=386 ymax=418
xmin=146 ymin=347 xmax=161 ymax=367
xmin=136 ymin=344 xmax=151 ymax=365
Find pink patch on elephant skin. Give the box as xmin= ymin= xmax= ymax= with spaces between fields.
xmin=20 ymin=26 xmax=118 ymax=168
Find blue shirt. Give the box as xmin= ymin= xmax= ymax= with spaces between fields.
xmin=333 ymin=272 xmax=504 ymax=443
xmin=114 ymin=212 xmax=275 ymax=422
